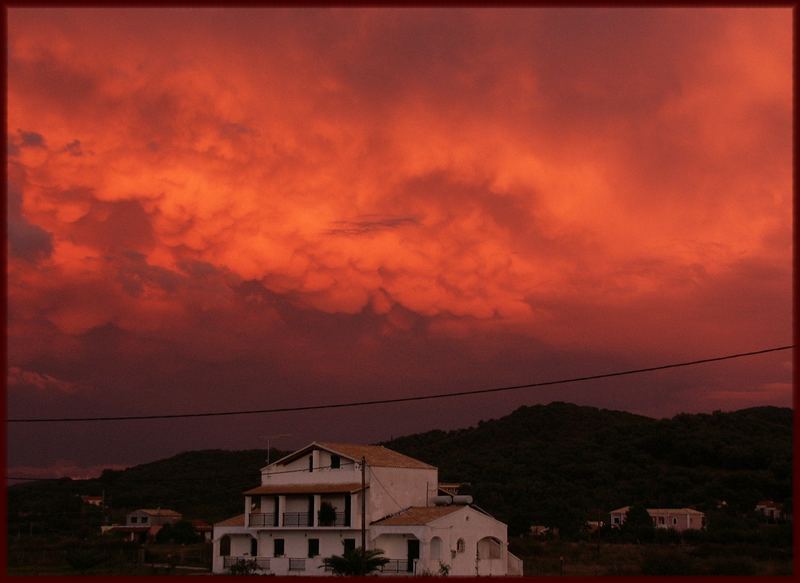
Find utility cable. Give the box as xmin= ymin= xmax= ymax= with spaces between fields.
xmin=6 ymin=345 xmax=792 ymax=424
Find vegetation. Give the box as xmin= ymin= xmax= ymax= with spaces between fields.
xmin=322 ymin=547 xmax=390 ymax=575
xmin=228 ymin=558 xmax=261 ymax=575
xmin=155 ymin=521 xmax=202 ymax=544
xmin=318 ymin=501 xmax=337 ymax=527
xmin=382 ymin=403 xmax=792 ymax=536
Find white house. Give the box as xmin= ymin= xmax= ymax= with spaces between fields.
xmin=609 ymin=506 xmax=705 ymax=532
xmin=212 ymin=442 xmax=522 ymax=576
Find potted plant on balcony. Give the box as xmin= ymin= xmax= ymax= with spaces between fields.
xmin=318 ymin=502 xmax=337 ymax=527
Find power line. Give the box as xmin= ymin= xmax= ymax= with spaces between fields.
xmin=6 ymin=344 xmax=793 ymax=424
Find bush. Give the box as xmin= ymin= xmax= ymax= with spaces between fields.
xmin=65 ymin=548 xmax=107 ymax=571
xmin=228 ymin=559 xmax=260 ymax=575
xmin=155 ymin=521 xmax=201 ymax=544
xmin=679 ymin=528 xmax=704 ymax=544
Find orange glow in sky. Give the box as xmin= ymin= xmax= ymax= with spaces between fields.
xmin=6 ymin=8 xmax=792 ymax=474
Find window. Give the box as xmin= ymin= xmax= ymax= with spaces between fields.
xmin=343 ymin=539 xmax=356 ymax=553
xmin=141 ymin=516 xmax=148 ymax=523
xmin=131 ymin=516 xmax=138 ymax=523
xmin=456 ymin=539 xmax=465 ymax=553
xmin=309 ymin=456 xmax=314 ymax=472
xmin=658 ymin=516 xmax=665 ymax=525
xmin=613 ymin=517 xmax=620 ymax=525
xmin=672 ymin=517 xmax=678 ymax=525
xmin=274 ymin=539 xmax=285 ymax=557
xmin=308 ymin=539 xmax=320 ymax=557
xmin=220 ymin=535 xmax=231 ymax=557
xmin=331 ymin=455 xmax=341 ymax=469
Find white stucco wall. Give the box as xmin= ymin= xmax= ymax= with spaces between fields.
xmin=369 ymin=506 xmax=509 ymax=577
xmin=261 ymin=447 xmax=361 ymax=485
xmin=368 ymin=466 xmax=438 ymax=521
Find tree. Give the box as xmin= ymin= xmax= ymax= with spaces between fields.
xmin=65 ymin=548 xmax=106 ymax=572
xmin=623 ymin=505 xmax=654 ymax=543
xmin=318 ymin=502 xmax=337 ymax=526
xmin=155 ymin=520 xmax=201 ymax=544
xmin=322 ymin=547 xmax=390 ymax=576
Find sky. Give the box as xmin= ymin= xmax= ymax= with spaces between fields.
xmin=6 ymin=7 xmax=793 ymax=479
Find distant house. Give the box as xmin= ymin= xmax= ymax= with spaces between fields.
xmin=212 ymin=441 xmax=522 ymax=576
xmin=755 ymin=500 xmax=786 ymax=522
xmin=81 ymin=495 xmax=104 ymax=507
xmin=610 ymin=506 xmax=705 ymax=532
xmin=126 ymin=508 xmax=182 ymax=527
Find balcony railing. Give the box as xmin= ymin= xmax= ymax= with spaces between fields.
xmin=248 ymin=512 xmax=276 ymax=527
xmin=289 ymin=558 xmax=306 ymax=571
xmin=380 ymin=559 xmax=413 ymax=574
xmin=223 ymin=556 xmax=271 ymax=571
xmin=317 ymin=512 xmax=347 ymax=527
xmin=282 ymin=512 xmax=312 ymax=527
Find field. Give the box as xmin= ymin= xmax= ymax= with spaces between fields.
xmin=511 ymin=538 xmax=793 ymax=576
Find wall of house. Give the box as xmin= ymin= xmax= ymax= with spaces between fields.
xmin=368 ymin=466 xmax=438 ymax=522
xmin=427 ymin=506 xmax=508 ymax=577
xmin=255 ymin=530 xmax=360 ymax=559
xmin=211 ymin=528 xmax=254 ymax=573
xmin=261 ymin=448 xmax=361 ymax=485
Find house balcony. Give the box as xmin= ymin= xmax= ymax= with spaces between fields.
xmin=248 ymin=511 xmax=349 ymax=528
xmin=282 ymin=512 xmax=313 ymax=527
xmin=248 ymin=513 xmax=276 ymax=527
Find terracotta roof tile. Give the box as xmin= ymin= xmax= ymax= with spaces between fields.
xmin=243 ymin=483 xmax=363 ymax=495
xmin=317 ymin=443 xmax=435 ymax=469
xmin=136 ymin=508 xmax=182 ymax=517
xmin=371 ymin=506 xmax=463 ymax=526
xmin=215 ymin=514 xmax=245 ymax=527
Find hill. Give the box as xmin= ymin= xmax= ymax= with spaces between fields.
xmin=7 ymin=403 xmax=792 ymax=538
xmin=382 ymin=402 xmax=792 ymax=535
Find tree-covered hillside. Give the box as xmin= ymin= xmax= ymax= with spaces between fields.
xmin=382 ymin=403 xmax=792 ymax=535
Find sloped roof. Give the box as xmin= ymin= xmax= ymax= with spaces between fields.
xmin=611 ymin=506 xmax=704 ymax=515
xmin=134 ymin=508 xmax=182 ymax=517
xmin=243 ymin=483 xmax=364 ymax=495
xmin=268 ymin=442 xmax=434 ymax=470
xmin=215 ymin=514 xmax=245 ymax=527
xmin=318 ymin=443 xmax=435 ymax=469
xmin=371 ymin=505 xmax=463 ymax=526
xmin=107 ymin=525 xmax=150 ymax=533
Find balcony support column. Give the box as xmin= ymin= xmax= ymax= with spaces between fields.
xmin=278 ymin=495 xmax=286 ymax=527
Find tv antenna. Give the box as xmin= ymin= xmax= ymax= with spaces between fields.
xmin=260 ymin=433 xmax=292 ymax=465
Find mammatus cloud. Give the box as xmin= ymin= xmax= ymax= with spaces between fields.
xmin=6 ymin=8 xmax=792 ymax=474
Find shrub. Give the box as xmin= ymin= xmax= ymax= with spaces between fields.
xmin=65 ymin=548 xmax=107 ymax=572
xmin=228 ymin=559 xmax=260 ymax=575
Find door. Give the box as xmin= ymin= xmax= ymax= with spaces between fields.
xmin=274 ymin=538 xmax=285 ymax=557
xmin=407 ymin=539 xmax=420 ymax=573
xmin=250 ymin=537 xmax=258 ymax=557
